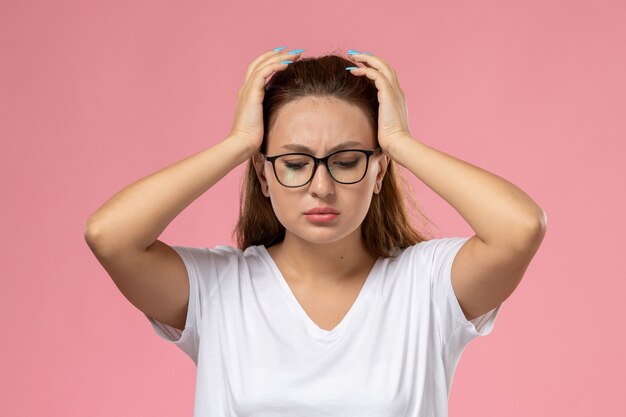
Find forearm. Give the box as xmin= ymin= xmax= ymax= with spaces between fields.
xmin=387 ymin=135 xmax=547 ymax=249
xmin=85 ymin=136 xmax=253 ymax=255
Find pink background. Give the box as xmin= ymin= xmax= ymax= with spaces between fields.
xmin=2 ymin=0 xmax=624 ymax=415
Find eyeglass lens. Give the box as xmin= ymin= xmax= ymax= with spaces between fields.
xmin=274 ymin=151 xmax=368 ymax=187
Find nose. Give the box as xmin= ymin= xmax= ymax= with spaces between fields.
xmin=308 ymin=161 xmax=335 ymax=197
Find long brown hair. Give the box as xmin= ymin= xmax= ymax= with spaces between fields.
xmin=233 ymin=53 xmax=437 ymax=258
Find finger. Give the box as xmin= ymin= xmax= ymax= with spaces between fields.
xmin=348 ymin=53 xmax=396 ymax=81
xmin=244 ymin=58 xmax=296 ymax=102
xmin=238 ymin=49 xmax=304 ymax=101
xmin=347 ymin=53 xmax=398 ymax=87
xmin=253 ymin=49 xmax=304 ymax=89
xmin=244 ymin=48 xmax=303 ymax=83
xmin=346 ymin=66 xmax=393 ymax=97
xmin=243 ymin=48 xmax=283 ymax=81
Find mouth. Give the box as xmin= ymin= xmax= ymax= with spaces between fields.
xmin=303 ymin=208 xmax=340 ymax=215
xmin=303 ymin=213 xmax=340 ymax=222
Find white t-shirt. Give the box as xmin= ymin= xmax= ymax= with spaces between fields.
xmin=145 ymin=236 xmax=501 ymax=416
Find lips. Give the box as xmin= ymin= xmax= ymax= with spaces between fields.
xmin=303 ymin=206 xmax=339 ymax=215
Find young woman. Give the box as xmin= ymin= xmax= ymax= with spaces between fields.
xmin=85 ymin=47 xmax=547 ymax=416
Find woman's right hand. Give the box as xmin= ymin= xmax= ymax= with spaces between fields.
xmin=227 ymin=47 xmax=304 ymax=157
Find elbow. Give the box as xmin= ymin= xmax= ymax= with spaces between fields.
xmin=529 ymin=209 xmax=548 ymax=236
xmin=515 ymin=210 xmax=548 ymax=252
xmin=84 ymin=217 xmax=101 ymax=243
xmin=84 ymin=217 xmax=112 ymax=254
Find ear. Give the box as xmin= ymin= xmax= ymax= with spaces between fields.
xmin=252 ymin=152 xmax=270 ymax=197
xmin=374 ymin=154 xmax=390 ymax=194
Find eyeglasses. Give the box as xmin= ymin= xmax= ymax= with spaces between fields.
xmin=263 ymin=147 xmax=382 ymax=188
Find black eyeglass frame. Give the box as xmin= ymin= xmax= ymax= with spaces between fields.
xmin=263 ymin=147 xmax=383 ymax=188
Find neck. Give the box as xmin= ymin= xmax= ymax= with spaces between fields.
xmin=266 ymin=229 xmax=377 ymax=287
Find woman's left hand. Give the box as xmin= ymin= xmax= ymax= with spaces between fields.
xmin=346 ymin=51 xmax=413 ymax=156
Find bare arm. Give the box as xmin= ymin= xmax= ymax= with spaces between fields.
xmin=346 ymin=51 xmax=546 ymax=323
xmin=83 ymin=48 xmax=302 ymax=330
xmin=84 ymin=136 xmax=252 ymax=254
xmin=388 ymin=136 xmax=546 ymax=320
xmin=83 ymin=135 xmax=254 ymax=330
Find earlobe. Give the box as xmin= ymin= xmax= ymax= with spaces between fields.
xmin=253 ymin=153 xmax=270 ymax=197
xmin=374 ymin=155 xmax=389 ymax=192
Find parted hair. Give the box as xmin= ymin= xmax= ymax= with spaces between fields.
xmin=232 ymin=53 xmax=437 ymax=258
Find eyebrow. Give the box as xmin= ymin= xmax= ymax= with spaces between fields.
xmin=281 ymin=140 xmax=363 ymax=153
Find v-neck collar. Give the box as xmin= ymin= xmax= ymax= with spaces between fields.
xmin=258 ymin=244 xmax=381 ymax=341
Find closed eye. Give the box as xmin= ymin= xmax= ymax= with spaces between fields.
xmin=285 ymin=163 xmax=308 ymax=170
xmin=333 ymin=160 xmax=359 ymax=168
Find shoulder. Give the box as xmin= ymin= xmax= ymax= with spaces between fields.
xmin=381 ymin=237 xmax=470 ymax=276
xmin=170 ymin=244 xmax=266 ymax=270
xmin=391 ymin=236 xmax=469 ymax=260
xmin=413 ymin=237 xmax=471 ymax=257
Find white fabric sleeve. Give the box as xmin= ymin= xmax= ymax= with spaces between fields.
xmin=423 ymin=237 xmax=502 ymax=353
xmin=144 ymin=245 xmax=227 ymax=365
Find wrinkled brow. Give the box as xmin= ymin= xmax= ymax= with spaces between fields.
xmin=281 ymin=140 xmax=363 ymax=154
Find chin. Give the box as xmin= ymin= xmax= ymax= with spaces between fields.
xmin=287 ymin=221 xmax=361 ymax=245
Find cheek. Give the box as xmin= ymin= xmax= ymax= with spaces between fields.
xmin=352 ymin=173 xmax=378 ymax=210
xmin=354 ymin=189 xmax=375 ymax=212
xmin=266 ymin=185 xmax=299 ymax=222
xmin=359 ymin=168 xmax=378 ymax=192
xmin=342 ymin=184 xmax=375 ymax=217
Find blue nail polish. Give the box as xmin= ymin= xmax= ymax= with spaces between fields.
xmin=287 ymin=48 xmax=305 ymax=54
xmin=345 ymin=66 xmax=359 ymax=70
xmin=274 ymin=46 xmax=287 ymax=51
xmin=280 ymin=60 xmax=294 ymax=64
xmin=348 ymin=49 xmax=373 ymax=55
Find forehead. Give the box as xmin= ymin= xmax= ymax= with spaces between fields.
xmin=267 ymin=97 xmax=374 ymax=154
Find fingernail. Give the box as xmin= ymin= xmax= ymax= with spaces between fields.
xmin=287 ymin=48 xmax=305 ymax=54
xmin=274 ymin=46 xmax=287 ymax=51
xmin=347 ymin=49 xmax=373 ymax=55
xmin=280 ymin=60 xmax=294 ymax=64
xmin=345 ymin=66 xmax=359 ymax=70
